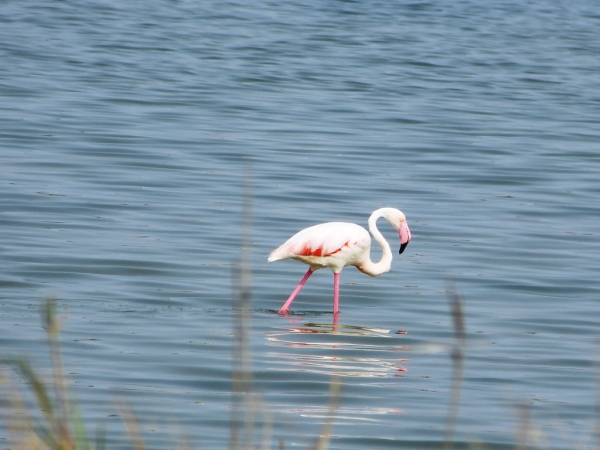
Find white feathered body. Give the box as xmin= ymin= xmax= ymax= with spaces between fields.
xmin=267 ymin=222 xmax=372 ymax=273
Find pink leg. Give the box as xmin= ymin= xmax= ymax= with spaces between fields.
xmin=332 ymin=312 xmax=339 ymax=328
xmin=333 ymin=272 xmax=340 ymax=313
xmin=278 ymin=268 xmax=313 ymax=313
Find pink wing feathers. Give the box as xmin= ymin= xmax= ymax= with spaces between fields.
xmin=268 ymin=222 xmax=370 ymax=262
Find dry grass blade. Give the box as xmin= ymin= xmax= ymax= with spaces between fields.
xmin=230 ymin=163 xmax=258 ymax=450
xmin=12 ymin=359 xmax=63 ymax=449
xmin=43 ymin=298 xmax=78 ymax=449
xmin=312 ymin=376 xmax=341 ymax=450
xmin=258 ymin=411 xmax=274 ymax=450
xmin=514 ymin=402 xmax=532 ymax=450
xmin=443 ymin=285 xmax=466 ymax=450
xmin=15 ymin=359 xmax=56 ymax=428
xmin=117 ymin=401 xmax=147 ymax=450
xmin=1 ymin=369 xmax=44 ymax=450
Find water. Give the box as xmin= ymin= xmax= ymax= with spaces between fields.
xmin=1 ymin=1 xmax=599 ymax=448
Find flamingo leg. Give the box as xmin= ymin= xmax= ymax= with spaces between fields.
xmin=333 ymin=272 xmax=340 ymax=314
xmin=278 ymin=268 xmax=313 ymax=313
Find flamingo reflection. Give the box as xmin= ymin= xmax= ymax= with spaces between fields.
xmin=266 ymin=316 xmax=409 ymax=377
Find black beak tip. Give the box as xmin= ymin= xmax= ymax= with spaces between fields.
xmin=399 ymin=242 xmax=409 ymax=255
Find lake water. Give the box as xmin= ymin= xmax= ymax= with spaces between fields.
xmin=1 ymin=1 xmax=599 ymax=449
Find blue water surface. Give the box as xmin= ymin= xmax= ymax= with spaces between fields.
xmin=1 ymin=1 xmax=599 ymax=449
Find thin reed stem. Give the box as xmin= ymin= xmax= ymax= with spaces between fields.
xmin=443 ymin=285 xmax=466 ymax=450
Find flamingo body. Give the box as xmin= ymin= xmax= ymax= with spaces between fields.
xmin=268 ymin=208 xmax=411 ymax=314
xmin=267 ymin=222 xmax=370 ymax=272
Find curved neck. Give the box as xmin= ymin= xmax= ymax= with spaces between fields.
xmin=360 ymin=209 xmax=394 ymax=276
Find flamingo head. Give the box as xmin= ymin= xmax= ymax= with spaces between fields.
xmin=371 ymin=207 xmax=412 ymax=255
xmin=398 ymin=218 xmax=411 ymax=255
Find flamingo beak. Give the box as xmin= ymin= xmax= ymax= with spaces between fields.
xmin=398 ymin=221 xmax=411 ymax=255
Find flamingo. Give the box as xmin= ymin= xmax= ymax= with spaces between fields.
xmin=268 ymin=207 xmax=411 ymax=314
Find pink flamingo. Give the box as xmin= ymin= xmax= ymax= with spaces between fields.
xmin=268 ymin=207 xmax=411 ymax=314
